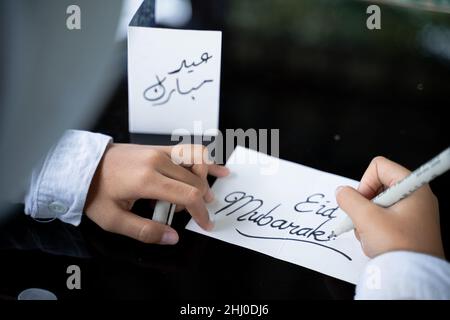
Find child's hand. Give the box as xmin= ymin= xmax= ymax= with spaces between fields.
xmin=336 ymin=156 xmax=445 ymax=259
xmin=84 ymin=143 xmax=229 ymax=245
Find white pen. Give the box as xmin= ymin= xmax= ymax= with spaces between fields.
xmin=331 ymin=146 xmax=450 ymax=238
xmin=152 ymin=200 xmax=176 ymax=226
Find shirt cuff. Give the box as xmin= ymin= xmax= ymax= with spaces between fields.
xmin=24 ymin=130 xmax=112 ymax=226
xmin=355 ymin=251 xmax=450 ymax=300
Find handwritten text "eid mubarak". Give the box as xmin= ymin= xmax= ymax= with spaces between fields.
xmin=143 ymin=52 xmax=214 ymax=106
xmin=214 ymin=191 xmax=352 ymax=260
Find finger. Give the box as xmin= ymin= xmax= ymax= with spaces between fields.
xmin=175 ymin=204 xmax=185 ymax=212
xmin=208 ymin=163 xmax=230 ymax=178
xmin=191 ymin=164 xmax=214 ymax=203
xmin=185 ymin=192 xmax=214 ymax=231
xmin=357 ymin=156 xmax=411 ymax=199
xmin=168 ymin=144 xmax=213 ymax=166
xmin=150 ymin=145 xmax=173 ymax=154
xmin=141 ymin=173 xmax=213 ymax=231
xmin=158 ymin=154 xmax=208 ymax=196
xmin=106 ymin=208 xmax=179 ymax=245
xmin=336 ymin=186 xmax=381 ymax=233
xmin=189 ymin=163 xmax=230 ymax=202
xmin=156 ymin=144 xmax=230 ymax=178
xmin=354 ymin=229 xmax=361 ymax=241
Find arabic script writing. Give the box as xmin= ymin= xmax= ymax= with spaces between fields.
xmin=143 ymin=52 xmax=214 ymax=106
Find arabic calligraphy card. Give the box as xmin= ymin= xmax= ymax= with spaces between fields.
xmin=128 ymin=26 xmax=222 ymax=134
xmin=186 ymin=146 xmax=370 ymax=284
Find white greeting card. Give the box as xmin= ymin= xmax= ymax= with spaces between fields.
xmin=186 ymin=147 xmax=369 ymax=284
xmin=128 ymin=26 xmax=222 ymax=134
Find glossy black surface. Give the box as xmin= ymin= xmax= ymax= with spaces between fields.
xmin=0 ymin=0 xmax=449 ymax=300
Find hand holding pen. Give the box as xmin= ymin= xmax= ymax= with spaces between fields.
xmin=333 ymin=148 xmax=449 ymax=259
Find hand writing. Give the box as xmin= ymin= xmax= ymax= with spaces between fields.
xmin=336 ymin=156 xmax=445 ymax=259
xmin=84 ymin=143 xmax=229 ymax=245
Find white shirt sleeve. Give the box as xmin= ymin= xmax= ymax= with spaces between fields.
xmin=24 ymin=130 xmax=112 ymax=226
xmin=355 ymin=251 xmax=450 ymax=300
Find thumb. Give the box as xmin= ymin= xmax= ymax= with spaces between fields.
xmin=335 ymin=186 xmax=380 ymax=232
xmin=113 ymin=209 xmax=179 ymax=245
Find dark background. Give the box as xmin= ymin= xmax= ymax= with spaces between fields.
xmin=0 ymin=0 xmax=449 ymax=300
